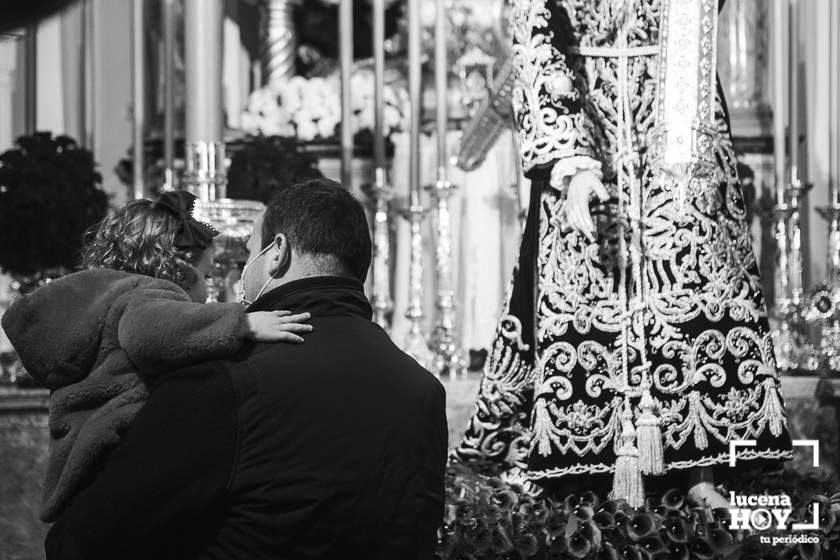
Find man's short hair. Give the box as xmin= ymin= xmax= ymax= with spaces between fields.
xmin=262 ymin=178 xmax=372 ymax=282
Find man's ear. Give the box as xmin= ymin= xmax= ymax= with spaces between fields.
xmin=266 ymin=233 xmax=290 ymax=277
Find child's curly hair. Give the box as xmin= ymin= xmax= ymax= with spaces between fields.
xmin=80 ymin=198 xmax=211 ymax=290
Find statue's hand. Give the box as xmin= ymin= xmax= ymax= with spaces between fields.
xmin=563 ymin=170 xmax=609 ymax=242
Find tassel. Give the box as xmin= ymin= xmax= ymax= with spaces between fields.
xmin=611 ymin=409 xmax=645 ymax=508
xmin=533 ymin=399 xmax=554 ymax=457
xmin=761 ymin=378 xmax=786 ymax=437
xmin=636 ymin=388 xmax=665 ymax=475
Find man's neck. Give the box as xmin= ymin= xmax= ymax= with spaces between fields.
xmin=269 ymin=255 xmax=350 ymax=293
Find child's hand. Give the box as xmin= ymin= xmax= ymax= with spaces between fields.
xmin=246 ymin=311 xmax=313 ymax=343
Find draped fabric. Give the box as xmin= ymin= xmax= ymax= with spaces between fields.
xmin=455 ymin=0 xmax=793 ymax=482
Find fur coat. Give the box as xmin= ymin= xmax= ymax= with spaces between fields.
xmin=1 ymin=268 xmax=250 ymax=522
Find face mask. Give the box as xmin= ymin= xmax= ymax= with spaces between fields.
xmin=239 ymin=242 xmax=279 ymax=306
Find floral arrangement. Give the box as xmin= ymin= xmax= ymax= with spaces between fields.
xmin=0 ymin=133 xmax=108 ymax=276
xmin=226 ymin=135 xmax=323 ymax=204
xmin=438 ymin=460 xmax=840 ymax=560
xmin=239 ymin=69 xmax=409 ymax=143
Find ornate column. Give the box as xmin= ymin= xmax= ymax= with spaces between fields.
xmin=184 ymin=0 xmax=226 ymax=202
xmin=260 ymin=0 xmax=298 ymax=88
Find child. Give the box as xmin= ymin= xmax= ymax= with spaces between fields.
xmin=1 ymin=191 xmax=312 ymax=522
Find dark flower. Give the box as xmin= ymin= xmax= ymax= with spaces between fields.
xmin=226 ymin=136 xmax=322 ymax=204
xmin=573 ymin=504 xmax=595 ymax=521
xmin=0 ymin=133 xmax=108 ymax=275
xmin=663 ymin=517 xmax=688 ymax=543
xmin=821 ymin=507 xmax=837 ymax=533
xmin=661 ymin=489 xmax=684 ymax=510
xmin=593 ymin=509 xmax=615 ymax=529
xmin=565 ymin=531 xmax=592 ymax=559
xmin=638 ymin=534 xmax=667 ymax=555
xmin=689 ymin=536 xmax=716 ymax=560
xmin=580 ymin=490 xmax=600 ymax=507
xmin=598 ymin=542 xmax=619 ymax=560
xmin=705 ymin=526 xmax=734 ymax=550
xmin=666 ymin=541 xmax=690 ymax=560
xmin=618 ymin=545 xmax=644 ymax=560
xmin=514 ymin=533 xmax=538 ymax=557
xmin=627 ymin=513 xmax=656 ymax=541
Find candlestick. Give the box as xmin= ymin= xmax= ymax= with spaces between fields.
xmin=373 ymin=0 xmax=386 ymax=170
xmin=788 ymin=0 xmax=800 ymax=184
xmin=78 ymin=0 xmax=90 ymax=149
xmin=784 ymin=0 xmax=807 ymax=311
xmin=339 ymin=0 xmax=353 ymax=189
xmin=24 ymin=26 xmax=37 ymax=135
xmin=832 ymin=0 xmax=840 ymax=208
xmin=401 ymin=0 xmax=434 ymax=371
xmin=163 ymin=0 xmax=176 ymax=191
xmin=429 ymin=0 xmax=464 ymax=376
xmin=772 ymin=0 xmax=787 ymax=206
xmin=814 ymin=0 xmax=840 ymax=372
xmin=435 ymin=0 xmax=447 ymax=177
xmin=408 ymin=0 xmax=421 ymax=207
xmin=371 ymin=169 xmax=394 ymax=329
xmin=131 ymin=0 xmax=145 ymax=200
xmin=769 ymin=0 xmax=794 ymax=371
xmin=370 ymin=0 xmax=394 ymax=330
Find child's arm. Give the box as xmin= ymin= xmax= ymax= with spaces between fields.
xmin=116 ymin=280 xmax=311 ymax=377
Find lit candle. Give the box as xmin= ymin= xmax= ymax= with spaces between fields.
xmin=339 ymin=0 xmax=353 ymax=189
xmin=772 ymin=0 xmax=786 ymax=204
xmin=435 ymin=0 xmax=446 ymax=182
xmin=373 ymin=0 xmax=385 ymax=171
xmin=788 ymin=0 xmax=800 ymax=184
xmin=408 ymin=0 xmax=421 ymax=207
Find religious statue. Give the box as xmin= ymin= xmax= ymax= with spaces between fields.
xmin=456 ymin=0 xmax=793 ymax=508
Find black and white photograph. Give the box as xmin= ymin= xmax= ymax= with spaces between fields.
xmin=1 ymin=0 xmax=840 ymax=558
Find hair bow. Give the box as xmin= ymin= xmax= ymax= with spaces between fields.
xmin=154 ymin=191 xmax=220 ymax=250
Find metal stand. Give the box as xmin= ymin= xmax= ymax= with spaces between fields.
xmin=427 ymin=176 xmax=466 ymax=377
xmin=370 ymin=167 xmax=394 ymax=330
xmin=184 ymin=141 xmax=227 ymax=203
xmin=770 ymin=179 xmax=817 ymax=372
xmin=398 ymin=203 xmax=435 ymax=372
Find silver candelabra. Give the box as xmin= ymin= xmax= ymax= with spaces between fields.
xmin=771 ymin=175 xmax=817 ymax=372
xmin=399 ymin=203 xmax=436 ymax=372
xmin=427 ymin=173 xmax=465 ymax=376
xmin=370 ymin=167 xmax=395 ymax=329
